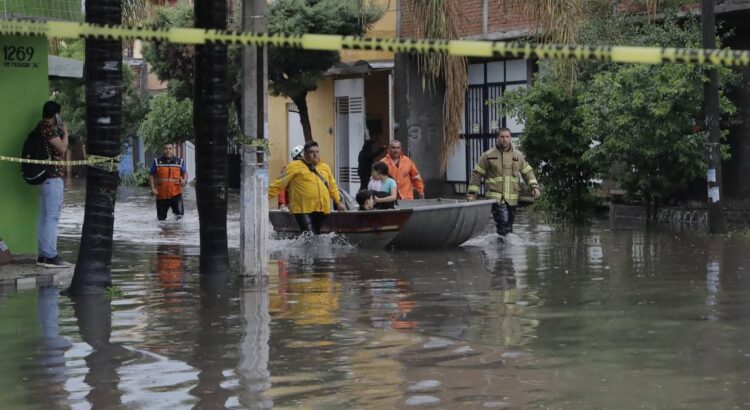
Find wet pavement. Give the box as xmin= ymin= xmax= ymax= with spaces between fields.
xmin=1 ymin=183 xmax=750 ymax=408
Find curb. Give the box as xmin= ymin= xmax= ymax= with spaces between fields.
xmin=0 ymin=256 xmax=74 ymax=291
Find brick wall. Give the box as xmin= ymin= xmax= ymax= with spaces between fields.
xmin=399 ymin=0 xmax=531 ymax=39
xmin=487 ymin=0 xmax=532 ymax=37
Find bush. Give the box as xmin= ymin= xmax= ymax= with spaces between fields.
xmin=503 ymin=77 xmax=599 ymax=220
xmin=120 ymin=167 xmax=151 ymax=187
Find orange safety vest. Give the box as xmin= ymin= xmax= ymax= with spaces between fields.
xmin=153 ymin=157 xmax=184 ymax=200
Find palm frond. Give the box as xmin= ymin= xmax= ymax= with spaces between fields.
xmin=410 ymin=0 xmax=468 ymax=172
xmin=509 ymin=0 xmax=585 ymax=45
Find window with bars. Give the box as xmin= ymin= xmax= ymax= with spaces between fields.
xmin=447 ymin=59 xmax=529 ymax=192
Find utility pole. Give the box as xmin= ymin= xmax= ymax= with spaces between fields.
xmin=702 ymin=0 xmax=725 ymax=234
xmin=240 ymin=0 xmax=269 ymax=280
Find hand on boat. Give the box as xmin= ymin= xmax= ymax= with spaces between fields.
xmin=335 ymin=201 xmax=346 ymax=211
xmin=532 ymin=187 xmax=541 ymax=198
xmin=466 ymin=194 xmax=476 ymax=202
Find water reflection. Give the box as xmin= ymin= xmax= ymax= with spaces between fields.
xmin=189 ymin=274 xmax=237 ymax=409
xmin=237 ymin=283 xmax=272 ymax=409
xmin=31 ymin=286 xmax=71 ymax=409
xmin=71 ymin=294 xmax=136 ymax=409
xmin=7 ymin=206 xmax=750 ymax=408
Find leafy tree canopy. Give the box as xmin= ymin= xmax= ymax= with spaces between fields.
xmin=501 ymin=12 xmax=740 ymax=219
xmin=267 ymin=0 xmax=384 ymax=141
xmin=139 ymin=93 xmax=193 ymax=151
xmin=268 ymin=0 xmax=384 ymax=99
xmin=50 ymin=39 xmax=148 ymax=144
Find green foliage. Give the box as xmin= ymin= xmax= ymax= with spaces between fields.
xmin=728 ymin=227 xmax=750 ymax=241
xmin=139 ymin=93 xmax=193 ymax=151
xmin=267 ymin=0 xmax=384 ymax=100
xmin=143 ymin=3 xmax=244 ymax=101
xmin=498 ymin=12 xmax=739 ymax=220
xmin=142 ymin=5 xmax=195 ymax=100
xmin=502 ymin=79 xmax=599 ymax=220
xmin=120 ymin=167 xmax=151 ymax=187
xmin=579 ymin=17 xmax=739 ymax=211
xmin=50 ymin=39 xmax=148 ymax=145
xmin=106 ymin=286 xmax=124 ymax=298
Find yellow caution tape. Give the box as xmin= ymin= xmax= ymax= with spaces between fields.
xmin=0 ymin=154 xmax=120 ymax=167
xmin=1 ymin=19 xmax=750 ymax=66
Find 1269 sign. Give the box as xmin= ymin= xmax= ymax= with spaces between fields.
xmin=2 ymin=45 xmax=39 ymax=68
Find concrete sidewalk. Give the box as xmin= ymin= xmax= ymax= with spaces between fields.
xmin=0 ymin=255 xmax=74 ymax=291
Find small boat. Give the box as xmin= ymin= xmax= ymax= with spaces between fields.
xmin=269 ymin=199 xmax=495 ymax=249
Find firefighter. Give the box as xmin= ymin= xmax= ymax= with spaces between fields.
xmin=466 ymin=128 xmax=540 ymax=236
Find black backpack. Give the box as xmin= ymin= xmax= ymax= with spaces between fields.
xmin=20 ymin=125 xmax=52 ymax=185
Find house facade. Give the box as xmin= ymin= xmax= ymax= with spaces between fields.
xmin=396 ymin=0 xmax=750 ymax=199
xmin=266 ymin=0 xmax=398 ymax=198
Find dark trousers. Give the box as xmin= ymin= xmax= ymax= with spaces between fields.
xmin=157 ymin=194 xmax=184 ymax=221
xmin=358 ymin=171 xmax=371 ymax=192
xmin=294 ymin=212 xmax=326 ymax=235
xmin=491 ymin=201 xmax=516 ymax=236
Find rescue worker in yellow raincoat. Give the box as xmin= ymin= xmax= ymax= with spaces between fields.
xmin=269 ymin=141 xmax=345 ymax=234
xmin=466 ymin=128 xmax=540 ymax=237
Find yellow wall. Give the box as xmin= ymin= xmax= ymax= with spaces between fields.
xmin=268 ymin=79 xmax=335 ymax=208
xmin=340 ymin=0 xmax=397 ymax=63
xmin=266 ymin=0 xmax=396 ymax=208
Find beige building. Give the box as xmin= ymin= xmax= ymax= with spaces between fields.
xmin=267 ymin=0 xmax=397 ymax=201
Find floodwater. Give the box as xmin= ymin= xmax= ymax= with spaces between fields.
xmin=2 ymin=183 xmax=750 ymax=409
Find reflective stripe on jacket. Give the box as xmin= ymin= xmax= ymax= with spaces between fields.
xmin=154 ymin=157 xmax=184 ymax=200
xmin=380 ymin=154 xmax=424 ymax=200
xmin=268 ymin=160 xmax=341 ymax=214
xmin=467 ymin=145 xmax=538 ymax=206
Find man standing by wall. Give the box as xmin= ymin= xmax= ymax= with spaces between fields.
xmin=269 ymin=141 xmax=345 ymax=235
xmin=36 ymin=101 xmax=69 ymax=268
xmin=467 ymin=128 xmax=540 ymax=237
xmin=149 ymin=143 xmax=188 ymax=221
xmin=380 ymin=140 xmax=425 ymax=200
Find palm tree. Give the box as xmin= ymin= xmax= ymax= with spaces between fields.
xmin=66 ymin=0 xmax=123 ymax=296
xmin=194 ymin=0 xmax=230 ymax=274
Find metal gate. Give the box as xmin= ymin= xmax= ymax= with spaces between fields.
xmin=447 ymin=60 xmax=528 ymax=193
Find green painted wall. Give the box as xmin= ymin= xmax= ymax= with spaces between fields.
xmin=0 ymin=35 xmax=49 ymax=253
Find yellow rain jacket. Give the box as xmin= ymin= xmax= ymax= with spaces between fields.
xmin=269 ymin=160 xmax=341 ymax=214
xmin=467 ymin=145 xmax=539 ymax=206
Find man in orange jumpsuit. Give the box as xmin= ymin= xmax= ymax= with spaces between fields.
xmin=379 ymin=140 xmax=425 ymax=200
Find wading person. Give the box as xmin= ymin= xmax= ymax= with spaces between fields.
xmin=466 ymin=128 xmax=540 ymax=237
xmin=36 ymin=101 xmax=69 ymax=268
xmin=379 ymin=140 xmax=425 ymax=200
xmin=149 ymin=143 xmax=188 ymax=221
xmin=269 ymin=141 xmax=345 ymax=235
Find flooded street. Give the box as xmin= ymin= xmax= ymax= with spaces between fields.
xmin=2 ymin=183 xmax=750 ymax=408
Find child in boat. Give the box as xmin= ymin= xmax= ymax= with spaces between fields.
xmin=356 ymin=189 xmax=375 ymax=210
xmin=370 ymin=162 xmax=397 ymax=209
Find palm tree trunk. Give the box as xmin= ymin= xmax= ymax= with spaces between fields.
xmin=291 ymin=94 xmax=313 ymax=142
xmin=194 ymin=0 xmax=230 ymax=274
xmin=67 ymin=0 xmax=123 ymax=296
